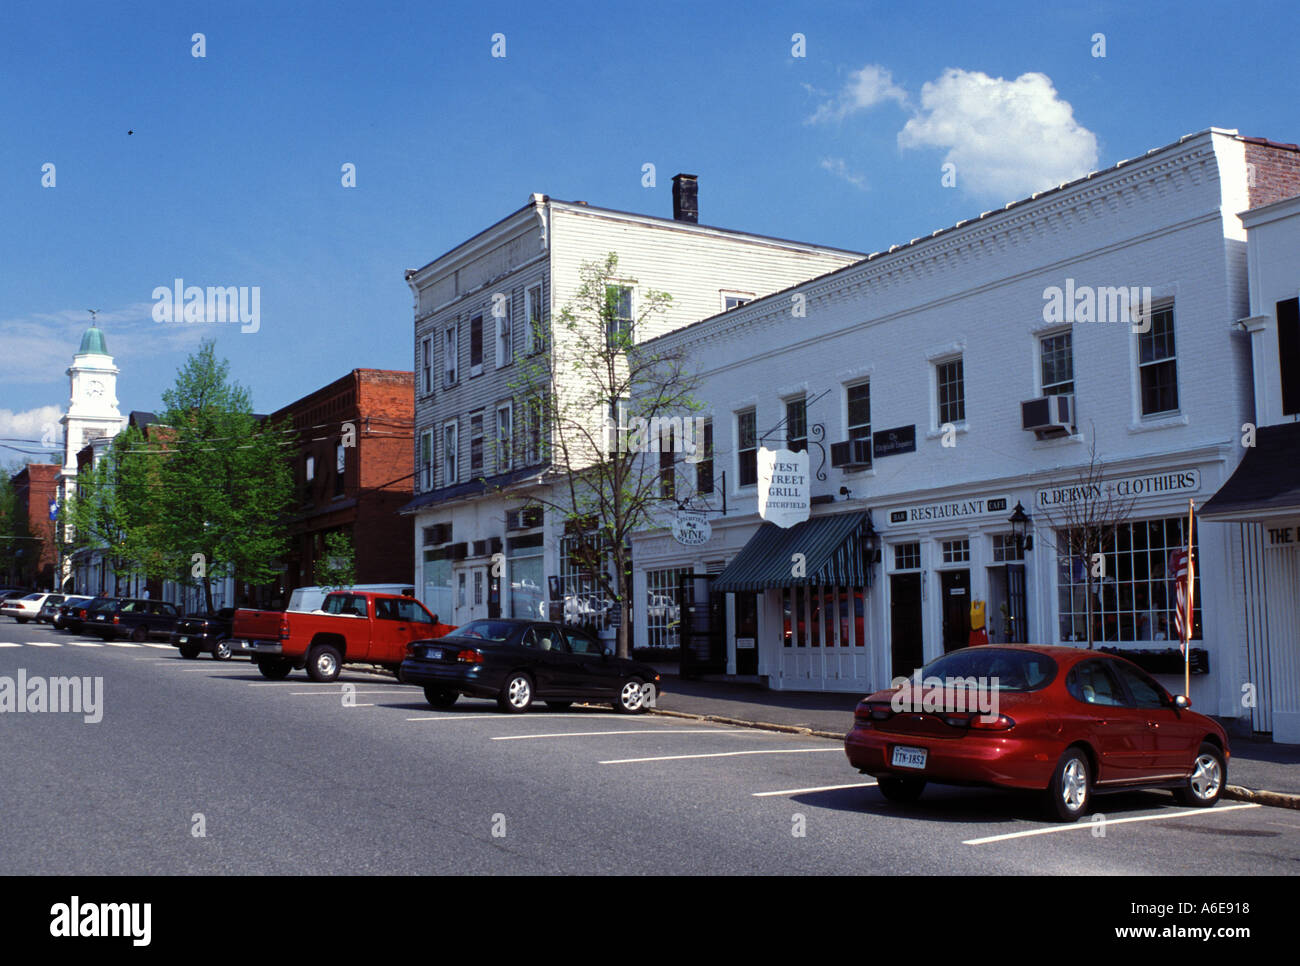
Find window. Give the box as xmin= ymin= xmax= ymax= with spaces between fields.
xmin=469 ymin=315 xmax=484 ymax=376
xmin=1066 ymin=661 xmax=1126 ymax=707
xmin=525 ymin=283 xmax=546 ymax=354
xmin=894 ymin=543 xmax=921 ymax=570
xmin=1278 ymin=297 xmax=1300 ymax=415
xmin=659 ymin=429 xmax=675 ymax=501
xmin=696 ymin=419 xmax=714 ymax=496
xmin=443 ymin=420 xmax=458 ymax=484
xmin=941 ymin=539 xmax=970 ymax=564
xmin=1040 ymin=332 xmax=1073 ymax=396
xmin=846 ymin=382 xmax=870 ymax=443
xmin=305 ymin=455 xmax=315 ymax=481
xmin=507 ymin=533 xmax=544 ymax=619
xmin=496 ymin=403 xmax=512 ymax=472
xmin=469 ymin=413 xmax=484 ymax=476
xmin=606 ymin=285 xmax=633 ymax=344
xmin=1055 ymin=516 xmax=1201 ymax=644
xmin=737 ymin=409 xmax=757 ymax=487
xmin=782 ymin=584 xmax=865 ymax=647
xmin=1138 ymin=305 xmax=1179 ymax=415
xmin=524 ymin=393 xmax=546 ymax=466
xmin=444 ymin=324 xmax=458 ymax=386
xmin=785 ymin=397 xmax=807 ymax=452
xmin=421 ymin=337 xmax=432 ymax=394
xmin=496 ymin=296 xmax=513 ymax=368
xmin=334 ymin=442 xmax=346 ymax=496
xmin=992 ymin=533 xmax=1023 ymax=563
xmin=559 ymin=532 xmax=612 ymax=633
xmin=1111 ymin=662 xmax=1167 ymax=709
xmin=419 ymin=430 xmax=434 ymax=491
xmin=937 ymin=358 xmax=965 ymax=425
xmin=723 ymin=294 xmax=752 ymax=310
xmin=646 ymin=567 xmax=692 ymax=647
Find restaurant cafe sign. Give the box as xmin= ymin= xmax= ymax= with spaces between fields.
xmin=887 ymin=495 xmax=1011 ymax=526
xmin=1036 ymin=469 xmax=1200 ymax=509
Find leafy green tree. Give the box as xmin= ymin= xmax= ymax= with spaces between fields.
xmin=313 ymin=530 xmax=356 ymax=590
xmin=0 ymin=468 xmax=32 ymax=584
xmin=64 ymin=428 xmax=151 ymax=594
xmin=148 ymin=341 xmax=294 ymax=612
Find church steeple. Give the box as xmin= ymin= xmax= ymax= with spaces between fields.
xmin=60 ymin=312 xmax=124 ymax=475
xmin=78 ymin=325 xmax=109 ymax=356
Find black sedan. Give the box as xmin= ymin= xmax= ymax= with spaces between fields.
xmin=400 ymin=618 xmax=662 ymax=714
xmin=172 ymin=608 xmax=237 ymax=660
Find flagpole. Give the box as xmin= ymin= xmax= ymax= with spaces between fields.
xmin=1185 ymin=498 xmax=1195 ymax=698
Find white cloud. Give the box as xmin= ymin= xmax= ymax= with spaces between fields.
xmin=0 ymin=404 xmax=63 ymax=449
xmin=808 ymin=64 xmax=908 ymax=123
xmin=819 ymin=157 xmax=868 ymax=190
xmin=897 ymin=68 xmax=1098 ymax=200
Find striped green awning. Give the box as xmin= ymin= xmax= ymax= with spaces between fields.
xmin=713 ymin=511 xmax=874 ymax=592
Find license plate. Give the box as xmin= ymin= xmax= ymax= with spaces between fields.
xmin=178 ymin=636 xmax=188 ymax=643
xmin=427 ymin=648 xmax=442 ymax=661
xmin=892 ymin=746 xmax=927 ymax=769
xmin=95 ymin=615 xmax=105 ymax=621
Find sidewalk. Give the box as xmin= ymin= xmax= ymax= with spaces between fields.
xmin=650 ymin=670 xmax=1300 ymax=804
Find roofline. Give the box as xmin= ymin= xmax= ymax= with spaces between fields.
xmin=643 ymin=128 xmax=1244 ymax=348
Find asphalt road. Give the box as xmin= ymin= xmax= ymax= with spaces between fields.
xmin=2 ymin=618 xmax=1298 ymax=875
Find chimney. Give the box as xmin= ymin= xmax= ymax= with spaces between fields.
xmin=672 ymin=173 xmax=698 ymax=223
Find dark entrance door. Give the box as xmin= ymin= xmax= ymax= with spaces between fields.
xmin=1005 ymin=563 xmax=1027 ymax=643
xmin=734 ymin=592 xmax=759 ymax=675
xmin=890 ymin=573 xmax=923 ymax=679
xmin=679 ymin=573 xmax=725 ymax=678
xmin=940 ymin=569 xmax=970 ymax=652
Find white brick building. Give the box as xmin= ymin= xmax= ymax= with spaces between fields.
xmin=630 ymin=129 xmax=1300 ymax=737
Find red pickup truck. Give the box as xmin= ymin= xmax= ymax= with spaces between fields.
xmin=231 ymin=591 xmax=455 ymax=682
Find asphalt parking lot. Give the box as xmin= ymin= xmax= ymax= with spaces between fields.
xmin=2 ymin=620 xmax=1297 ymax=875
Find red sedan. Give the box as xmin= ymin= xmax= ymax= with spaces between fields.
xmin=845 ymin=645 xmax=1229 ymax=821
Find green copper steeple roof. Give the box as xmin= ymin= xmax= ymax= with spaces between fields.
xmin=78 ymin=326 xmax=108 ymax=355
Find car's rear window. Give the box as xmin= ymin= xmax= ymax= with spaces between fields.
xmin=915 ymin=649 xmax=1057 ymax=692
xmin=454 ymin=620 xmax=516 ymax=642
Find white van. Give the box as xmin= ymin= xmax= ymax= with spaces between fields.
xmin=287 ymin=584 xmax=416 ymax=613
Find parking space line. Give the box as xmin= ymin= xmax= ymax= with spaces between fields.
xmin=492 ymin=728 xmax=750 ymax=741
xmin=405 ymin=712 xmax=599 ymax=722
xmin=25 ymin=642 xmax=61 ymax=647
xmin=104 ymin=642 xmax=142 ymax=648
xmin=0 ymin=643 xmax=21 ymax=647
xmin=138 ymin=643 xmax=174 ymax=649
xmin=752 ymin=781 xmax=878 ymax=797
xmin=286 ymin=689 xmax=406 ymax=696
xmin=601 ymin=749 xmax=842 ymax=765
xmin=962 ymin=802 xmax=1262 ymax=846
xmin=71 ymin=643 xmax=106 ymax=648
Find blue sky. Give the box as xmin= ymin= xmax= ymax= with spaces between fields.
xmin=3 ymin=0 xmax=1298 ymax=466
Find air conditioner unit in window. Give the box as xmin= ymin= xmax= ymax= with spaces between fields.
xmin=830 ymin=438 xmax=872 ymax=469
xmin=506 ymin=506 xmax=544 ymax=531
xmin=1021 ymin=394 xmax=1075 ymax=437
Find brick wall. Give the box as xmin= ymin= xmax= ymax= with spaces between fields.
xmin=1243 ymin=137 xmax=1300 ymax=209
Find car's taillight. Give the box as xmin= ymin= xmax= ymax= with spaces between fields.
xmin=969 ymin=713 xmax=1016 ymax=731
xmin=279 ymin=618 xmax=290 ymax=640
xmin=456 ymin=649 xmax=484 ymax=664
xmin=78 ymin=609 xmax=87 ymax=619
xmin=112 ymin=615 xmax=120 ymax=624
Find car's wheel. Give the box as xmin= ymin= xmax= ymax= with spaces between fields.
xmin=1047 ymin=746 xmax=1092 ymax=821
xmin=546 ymin=700 xmax=573 ymax=711
xmin=390 ymin=664 xmax=404 ymax=684
xmin=1174 ymin=742 xmax=1226 ymax=807
xmin=178 ymin=644 xmax=201 ymax=659
xmin=497 ymin=673 xmax=534 ymax=713
xmin=16 ymin=618 xmax=28 ymax=624
xmin=211 ymin=638 xmax=233 ymax=661
xmin=424 ymin=686 xmax=458 ymax=709
xmin=615 ymin=678 xmax=648 ymax=715
xmin=130 ymin=625 xmax=148 ymax=643
xmin=306 ymin=644 xmax=342 ymax=683
xmin=877 ymin=776 xmax=927 ymax=803
xmin=257 ymin=657 xmax=293 ymax=680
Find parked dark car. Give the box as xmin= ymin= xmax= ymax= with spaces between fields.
xmin=172 ymin=608 xmax=237 ymax=660
xmin=400 ymin=618 xmax=662 ymax=714
xmin=845 ymin=645 xmax=1230 ymax=821
xmin=90 ymin=598 xmax=181 ymax=642
xmin=65 ymin=596 xmax=116 ymax=633
xmin=50 ymin=596 xmax=94 ymax=630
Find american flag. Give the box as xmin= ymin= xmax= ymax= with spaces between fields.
xmin=1170 ymin=547 xmax=1194 ymax=652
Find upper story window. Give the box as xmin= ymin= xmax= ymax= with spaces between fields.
xmin=496 ymin=402 xmax=513 ymax=472
xmin=421 ymin=337 xmax=433 ymax=395
xmin=737 ymin=409 xmax=757 ymax=487
xmin=722 ymin=292 xmax=753 ymax=311
xmin=524 ymin=393 xmax=546 ymax=466
xmin=444 ymin=324 xmax=458 ymax=387
xmin=1040 ymin=332 xmax=1074 ymax=396
xmin=1138 ymin=305 xmax=1179 ymax=416
xmin=785 ymin=397 xmax=807 ymax=453
xmin=846 ymin=382 xmax=870 ymax=442
xmin=526 ymin=283 xmax=547 ymax=354
xmin=419 ymin=430 xmax=434 ymax=491
xmin=334 ymin=442 xmax=346 ymax=496
xmin=443 ymin=420 xmax=458 ymax=484
xmin=469 ymin=315 xmax=484 ymax=376
xmin=696 ymin=419 xmax=714 ymax=496
xmin=659 ymin=422 xmax=676 ymax=500
xmin=936 ymin=357 xmax=966 ymax=426
xmin=606 ymin=285 xmax=633 ymax=344
xmin=496 ymin=297 xmax=513 ymax=368
xmin=469 ymin=413 xmax=484 ymax=476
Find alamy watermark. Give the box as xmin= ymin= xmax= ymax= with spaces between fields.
xmin=0 ymin=669 xmax=103 ymax=723
xmin=1042 ymin=279 xmax=1151 ymax=333
xmin=604 ymin=414 xmax=706 ymax=463
xmin=889 ymin=668 xmax=1001 ymax=722
xmin=152 ymin=278 xmax=260 ymax=333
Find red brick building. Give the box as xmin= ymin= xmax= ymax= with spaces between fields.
xmin=269 ymin=369 xmax=414 ymax=603
xmin=6 ymin=463 xmax=60 ymax=589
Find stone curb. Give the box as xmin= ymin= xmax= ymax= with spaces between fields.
xmin=1223 ymin=784 xmax=1300 ymax=809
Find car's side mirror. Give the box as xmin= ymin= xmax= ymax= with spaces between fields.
xmin=1172 ymin=694 xmax=1191 ymax=710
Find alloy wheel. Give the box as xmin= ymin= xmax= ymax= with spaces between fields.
xmin=1189 ymin=753 xmax=1222 ymax=801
